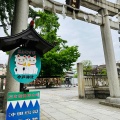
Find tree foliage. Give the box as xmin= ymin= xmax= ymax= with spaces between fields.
xmin=40 ymin=46 xmax=80 ymax=76
xmin=0 ymin=0 xmax=37 ymax=36
xmin=82 ymin=60 xmax=107 ymax=76
xmin=96 ymin=67 xmax=107 ymax=75
xmin=0 ymin=0 xmax=15 ymax=35
xmin=35 ymin=11 xmax=80 ymax=76
xmin=82 ymin=60 xmax=92 ymax=75
xmin=0 ymin=2 xmax=80 ymax=77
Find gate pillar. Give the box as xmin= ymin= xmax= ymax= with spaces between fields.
xmin=100 ymin=8 xmax=120 ymax=104
xmin=3 ymin=0 xmax=29 ymax=113
xmin=77 ymin=63 xmax=85 ymax=98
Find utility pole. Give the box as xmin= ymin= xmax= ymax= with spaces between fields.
xmin=3 ymin=0 xmax=29 ymax=115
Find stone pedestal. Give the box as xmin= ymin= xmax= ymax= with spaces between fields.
xmin=94 ymin=87 xmax=110 ymax=99
xmin=85 ymin=87 xmax=95 ymax=99
xmin=100 ymin=97 xmax=120 ymax=108
xmin=107 ymin=97 xmax=120 ymax=103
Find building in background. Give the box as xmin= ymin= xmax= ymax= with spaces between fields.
xmin=0 ymin=64 xmax=6 ymax=75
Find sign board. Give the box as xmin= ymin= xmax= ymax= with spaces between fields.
xmin=6 ymin=91 xmax=40 ymax=120
xmin=9 ymin=47 xmax=41 ymax=83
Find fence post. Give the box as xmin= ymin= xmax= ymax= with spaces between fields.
xmin=0 ymin=76 xmax=5 ymax=91
xmin=92 ymin=75 xmax=95 ymax=88
xmin=0 ymin=78 xmax=2 ymax=91
xmin=77 ymin=62 xmax=85 ymax=98
xmin=1 ymin=78 xmax=4 ymax=91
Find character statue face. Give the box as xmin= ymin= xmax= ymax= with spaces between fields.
xmin=27 ymin=55 xmax=36 ymax=65
xmin=15 ymin=54 xmax=26 ymax=65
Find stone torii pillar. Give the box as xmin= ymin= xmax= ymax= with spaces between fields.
xmin=100 ymin=8 xmax=120 ymax=104
xmin=2 ymin=0 xmax=29 ymax=114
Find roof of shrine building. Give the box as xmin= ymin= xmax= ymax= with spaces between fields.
xmin=0 ymin=26 xmax=54 ymax=55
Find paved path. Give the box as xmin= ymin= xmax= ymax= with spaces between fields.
xmin=33 ymin=86 xmax=120 ymax=120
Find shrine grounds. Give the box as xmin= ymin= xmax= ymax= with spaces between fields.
xmin=33 ymin=86 xmax=120 ymax=120
xmin=1 ymin=86 xmax=120 ymax=120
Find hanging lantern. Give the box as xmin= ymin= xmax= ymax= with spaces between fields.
xmin=66 ymin=0 xmax=80 ymax=12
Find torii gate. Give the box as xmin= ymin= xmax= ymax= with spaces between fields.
xmin=28 ymin=0 xmax=120 ymax=104
xmin=3 ymin=0 xmax=120 ymax=112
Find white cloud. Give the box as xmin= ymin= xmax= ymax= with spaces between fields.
xmin=56 ymin=0 xmax=120 ymax=65
xmin=57 ymin=15 xmax=106 ymax=65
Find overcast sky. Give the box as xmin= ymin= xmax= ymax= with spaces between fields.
xmin=0 ymin=0 xmax=119 ymax=67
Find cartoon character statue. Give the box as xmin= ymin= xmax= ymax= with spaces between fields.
xmin=26 ymin=55 xmax=38 ymax=74
xmin=14 ymin=54 xmax=38 ymax=75
xmin=14 ymin=54 xmax=27 ymax=74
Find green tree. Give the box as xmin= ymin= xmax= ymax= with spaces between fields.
xmin=35 ymin=11 xmax=80 ymax=76
xmin=98 ymin=68 xmax=107 ymax=75
xmin=74 ymin=73 xmax=77 ymax=78
xmin=0 ymin=0 xmax=37 ymax=35
xmin=82 ymin=60 xmax=92 ymax=75
xmin=0 ymin=2 xmax=80 ymax=77
xmin=0 ymin=0 xmax=15 ymax=35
